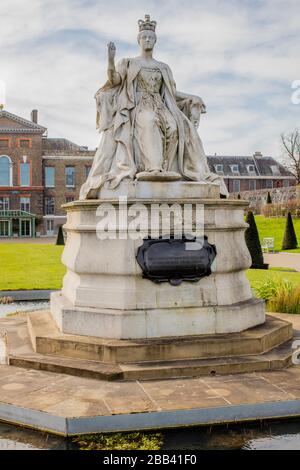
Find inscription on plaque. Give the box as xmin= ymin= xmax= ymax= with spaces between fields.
xmin=136 ymin=236 xmax=217 ymax=285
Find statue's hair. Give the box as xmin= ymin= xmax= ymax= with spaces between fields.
xmin=137 ymin=30 xmax=157 ymax=44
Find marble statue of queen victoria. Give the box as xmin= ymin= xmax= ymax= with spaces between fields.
xmin=80 ymin=15 xmax=228 ymax=199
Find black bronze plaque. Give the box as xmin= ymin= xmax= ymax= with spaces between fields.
xmin=136 ymin=236 xmax=217 ymax=285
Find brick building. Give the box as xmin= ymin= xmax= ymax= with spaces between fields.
xmin=207 ymin=153 xmax=296 ymax=193
xmin=42 ymin=138 xmax=93 ymax=235
xmin=0 ymin=108 xmax=296 ymax=238
xmin=0 ymin=109 xmax=93 ymax=237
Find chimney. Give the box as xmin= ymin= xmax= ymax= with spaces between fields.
xmin=254 ymin=151 xmax=263 ymax=157
xmin=31 ymin=109 xmax=38 ymax=124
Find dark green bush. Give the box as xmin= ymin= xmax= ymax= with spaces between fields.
xmin=56 ymin=225 xmax=65 ymax=246
xmin=245 ymin=211 xmax=266 ymax=269
xmin=282 ymin=211 xmax=298 ymax=250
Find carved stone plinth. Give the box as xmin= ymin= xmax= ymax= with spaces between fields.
xmin=50 ymin=181 xmax=265 ymax=339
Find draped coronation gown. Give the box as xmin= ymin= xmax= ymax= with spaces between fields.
xmin=80 ymin=57 xmax=228 ymax=199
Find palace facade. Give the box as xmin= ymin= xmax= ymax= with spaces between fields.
xmin=0 ymin=109 xmax=93 ymax=237
xmin=0 ymin=108 xmax=296 ymax=238
xmin=207 ymin=153 xmax=296 ymax=193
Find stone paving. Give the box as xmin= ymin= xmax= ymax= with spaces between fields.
xmin=264 ymin=252 xmax=300 ymax=272
xmin=0 ymin=312 xmax=299 ymax=435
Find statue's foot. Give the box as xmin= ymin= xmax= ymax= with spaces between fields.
xmin=136 ymin=170 xmax=181 ymax=182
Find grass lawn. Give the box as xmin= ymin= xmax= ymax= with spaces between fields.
xmin=254 ymin=215 xmax=300 ymax=253
xmin=1 ymin=238 xmax=300 ymax=291
xmin=246 ymin=267 xmax=300 ymax=288
xmin=0 ymin=244 xmax=65 ymax=290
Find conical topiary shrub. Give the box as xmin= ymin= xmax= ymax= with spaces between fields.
xmin=56 ymin=225 xmax=65 ymax=246
xmin=267 ymin=192 xmax=272 ymax=204
xmin=245 ymin=211 xmax=267 ymax=269
xmin=282 ymin=211 xmax=298 ymax=250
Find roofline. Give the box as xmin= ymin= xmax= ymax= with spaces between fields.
xmin=207 ymin=156 xmax=277 ymax=161
xmin=0 ymin=129 xmax=46 ymax=134
xmin=221 ymin=175 xmax=295 ymax=179
xmin=42 ymin=155 xmax=94 ymax=160
xmin=0 ymin=110 xmax=47 ymax=132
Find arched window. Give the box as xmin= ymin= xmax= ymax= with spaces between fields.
xmin=0 ymin=155 xmax=12 ymax=186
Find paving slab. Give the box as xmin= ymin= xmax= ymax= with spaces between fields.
xmin=0 ymin=313 xmax=300 ymax=435
xmin=264 ymin=252 xmax=300 ymax=272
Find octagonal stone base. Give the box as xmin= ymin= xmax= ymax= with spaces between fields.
xmin=51 ymin=291 xmax=265 ymax=339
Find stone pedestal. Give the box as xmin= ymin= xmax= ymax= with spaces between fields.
xmin=10 ymin=180 xmax=292 ymax=381
xmin=50 ymin=181 xmax=265 ymax=339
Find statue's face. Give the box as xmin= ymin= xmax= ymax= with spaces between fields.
xmin=138 ymin=30 xmax=156 ymax=51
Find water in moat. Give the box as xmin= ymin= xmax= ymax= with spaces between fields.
xmin=0 ymin=300 xmax=49 ymax=318
xmin=1 ymin=420 xmax=300 ymax=450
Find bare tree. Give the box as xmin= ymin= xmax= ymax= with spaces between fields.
xmin=281 ymin=129 xmax=300 ymax=183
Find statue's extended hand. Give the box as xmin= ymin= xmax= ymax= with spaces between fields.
xmin=107 ymin=42 xmax=116 ymax=61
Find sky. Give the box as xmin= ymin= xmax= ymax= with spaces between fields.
xmin=0 ymin=0 xmax=300 ymax=159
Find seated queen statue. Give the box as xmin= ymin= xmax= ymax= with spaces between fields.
xmin=80 ymin=15 xmax=228 ymax=199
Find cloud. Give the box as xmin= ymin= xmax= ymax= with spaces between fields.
xmin=0 ymin=0 xmax=300 ymax=157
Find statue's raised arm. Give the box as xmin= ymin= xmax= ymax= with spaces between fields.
xmin=107 ymin=42 xmax=121 ymax=86
xmin=80 ymin=14 xmax=228 ymax=199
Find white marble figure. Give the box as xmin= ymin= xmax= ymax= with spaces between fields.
xmin=80 ymin=15 xmax=228 ymax=199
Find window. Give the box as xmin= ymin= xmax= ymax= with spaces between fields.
xmin=0 ymin=139 xmax=9 ymax=148
xmin=249 ymin=180 xmax=256 ymax=191
xmin=247 ymin=165 xmax=256 ymax=174
xmin=20 ymin=219 xmax=31 ymax=237
xmin=20 ymin=197 xmax=30 ymax=212
xmin=0 ymin=220 xmax=10 ymax=237
xmin=46 ymin=219 xmax=54 ymax=234
xmin=0 ymin=156 xmax=12 ymax=186
xmin=44 ymin=196 xmax=55 ymax=215
xmin=20 ymin=162 xmax=30 ymax=186
xmin=270 ymin=165 xmax=280 ymax=176
xmin=19 ymin=139 xmax=31 ymax=149
xmin=266 ymin=180 xmax=273 ymax=189
xmin=0 ymin=197 xmax=9 ymax=210
xmin=231 ymin=164 xmax=239 ymax=174
xmin=65 ymin=166 xmax=75 ymax=187
xmin=283 ymin=180 xmax=290 ymax=187
xmin=233 ymin=180 xmax=240 ymax=192
xmin=66 ymin=196 xmax=74 ymax=203
xmin=45 ymin=167 xmax=55 ymax=187
xmin=85 ymin=166 xmax=92 ymax=178
xmin=214 ymin=164 xmax=223 ymax=174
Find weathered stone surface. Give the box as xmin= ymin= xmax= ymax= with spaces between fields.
xmin=0 ymin=312 xmax=299 ymax=435
xmin=0 ymin=311 xmax=294 ymax=381
xmin=51 ymin=292 xmax=265 ymax=339
xmin=51 ymin=188 xmax=265 ymax=338
xmin=29 ymin=311 xmax=293 ymax=364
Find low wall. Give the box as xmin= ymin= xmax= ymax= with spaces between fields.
xmin=230 ymin=186 xmax=299 ymax=212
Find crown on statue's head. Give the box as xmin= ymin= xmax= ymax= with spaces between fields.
xmin=138 ymin=14 xmax=157 ymax=33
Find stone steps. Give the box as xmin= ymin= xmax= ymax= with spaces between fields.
xmin=9 ymin=339 xmax=293 ymax=381
xmin=27 ymin=311 xmax=293 ymax=364
xmin=4 ymin=311 xmax=293 ymax=381
xmin=9 ymin=353 xmax=123 ymax=381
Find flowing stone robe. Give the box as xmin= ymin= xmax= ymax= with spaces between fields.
xmin=80 ymin=57 xmax=228 ymax=199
